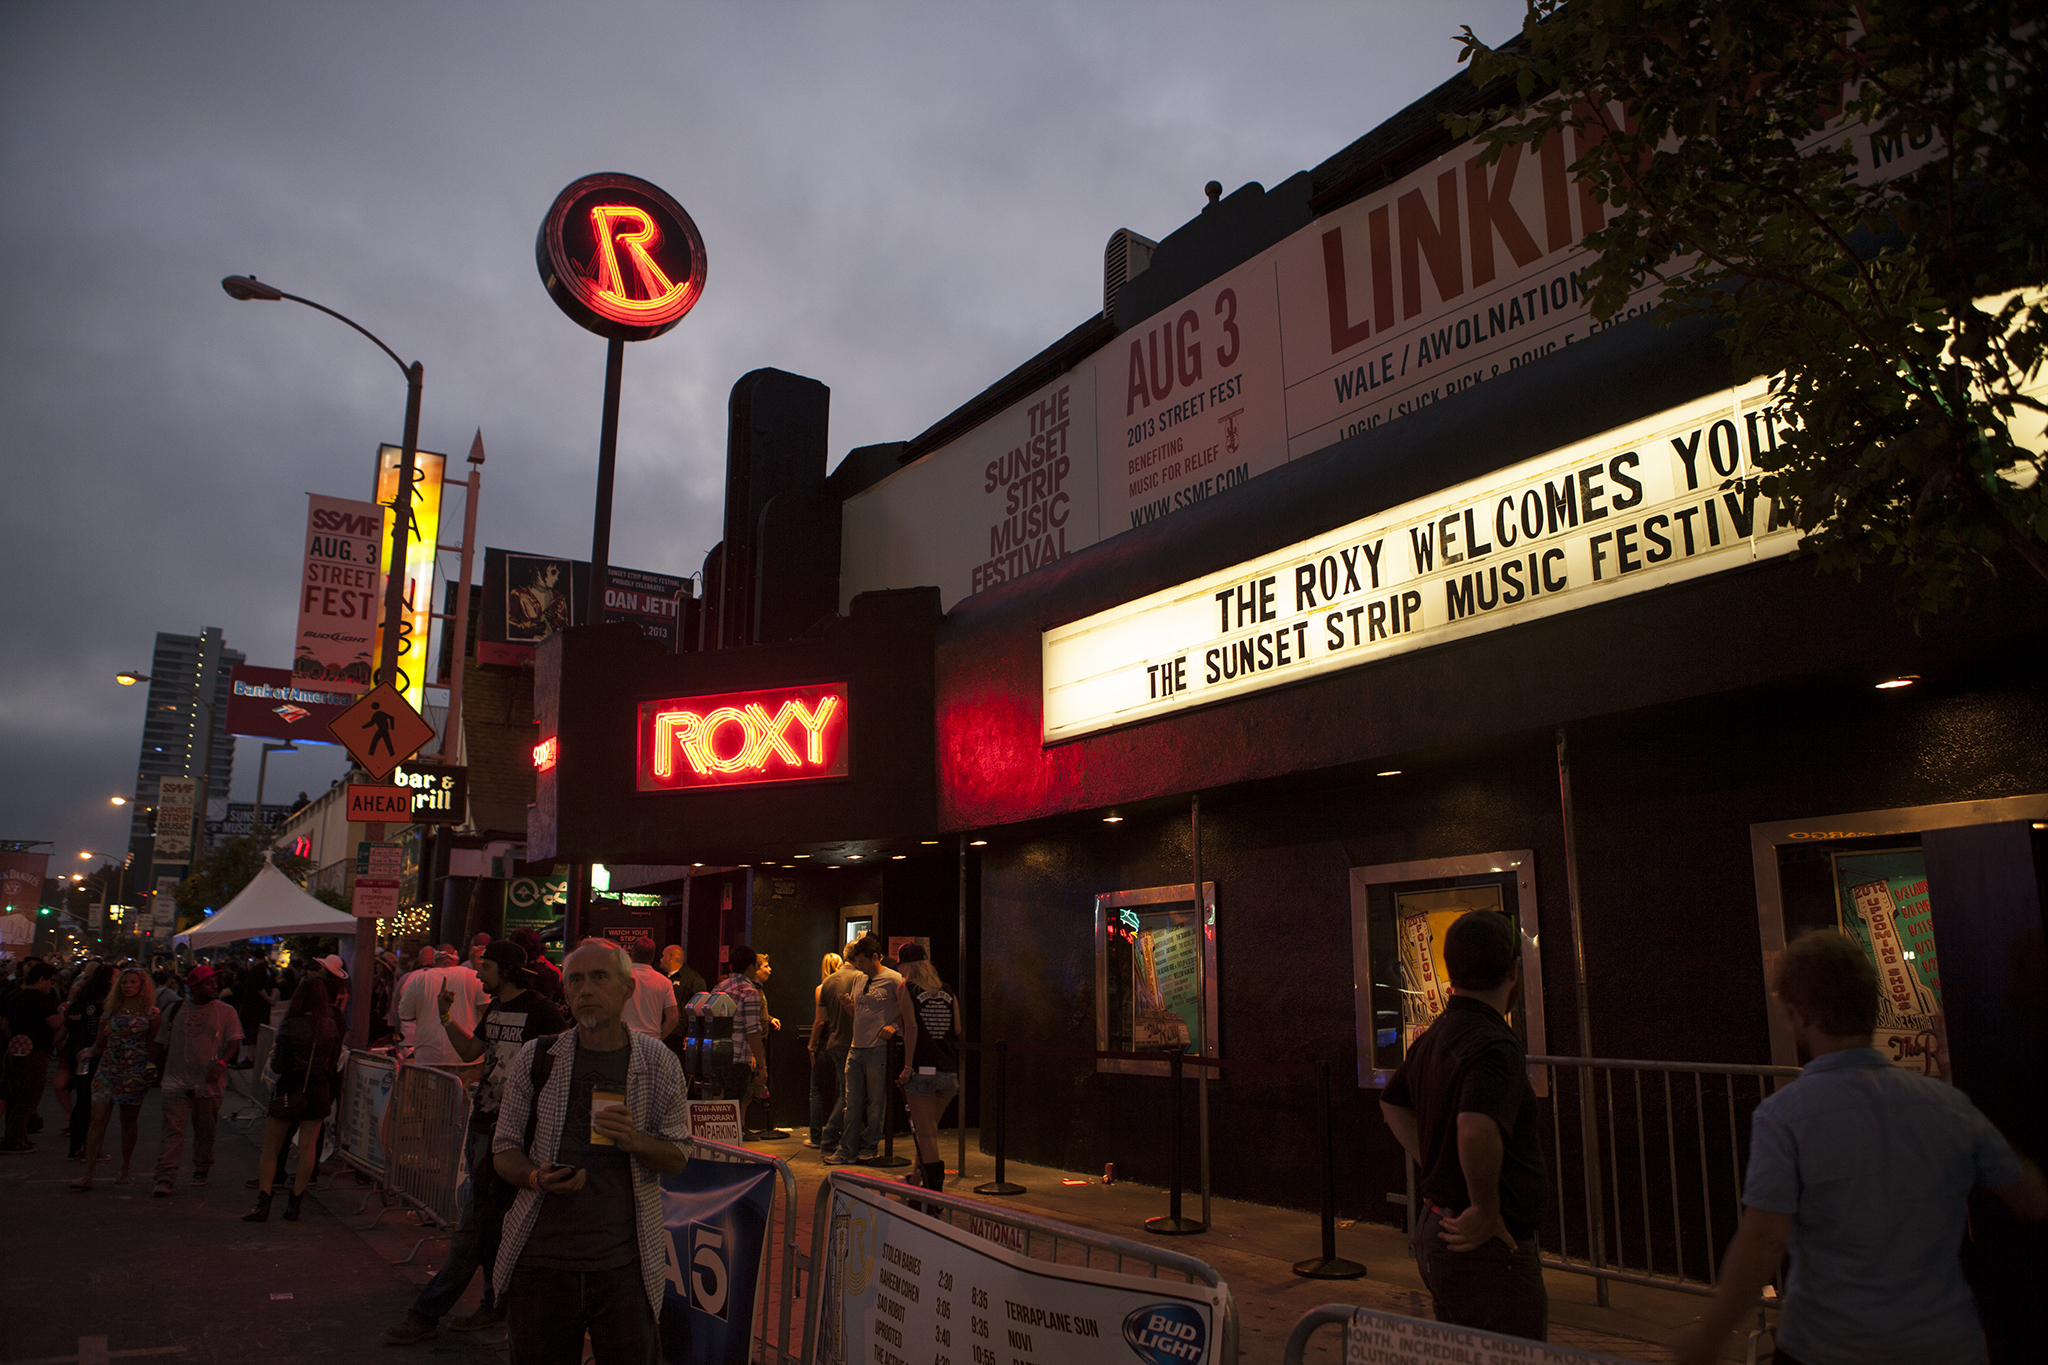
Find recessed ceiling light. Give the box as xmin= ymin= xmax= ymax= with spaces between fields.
xmin=920 ymin=840 xmax=938 ymax=845
xmin=1376 ymin=769 xmax=1402 ymax=777
xmin=1102 ymin=815 xmax=1123 ymax=823
xmin=970 ymin=839 xmax=987 ymax=847
xmin=691 ymin=862 xmax=702 ymax=867
xmin=1874 ymin=676 xmax=1918 ymax=690
xmin=891 ymin=854 xmax=906 ymax=860
xmin=793 ymin=853 xmax=811 ymax=859
xmin=849 ymin=854 xmax=863 ymax=860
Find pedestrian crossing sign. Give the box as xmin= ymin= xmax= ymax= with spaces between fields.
xmin=328 ymin=681 xmax=435 ymax=780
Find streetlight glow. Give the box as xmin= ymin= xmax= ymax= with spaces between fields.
xmin=110 ymin=796 xmax=127 ymax=805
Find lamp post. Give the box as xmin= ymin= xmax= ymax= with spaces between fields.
xmin=255 ymin=742 xmax=297 ymax=817
xmin=116 ymin=672 xmax=215 ymax=876
xmin=221 ymin=274 xmax=423 ymax=1049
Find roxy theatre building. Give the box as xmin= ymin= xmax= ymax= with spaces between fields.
xmin=527 ymin=55 xmax=2048 ymax=1319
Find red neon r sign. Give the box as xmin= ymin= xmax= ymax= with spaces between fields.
xmin=637 ymin=682 xmax=849 ymax=791
xmin=589 ymin=205 xmax=690 ymax=317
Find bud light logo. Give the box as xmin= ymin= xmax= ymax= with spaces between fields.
xmin=1123 ymin=1302 xmax=1207 ymax=1364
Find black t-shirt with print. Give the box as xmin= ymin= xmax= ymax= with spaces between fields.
xmin=520 ymin=1043 xmax=636 ymax=1272
xmin=5 ymin=989 xmax=61 ymax=1053
xmin=472 ymin=989 xmax=565 ymax=1132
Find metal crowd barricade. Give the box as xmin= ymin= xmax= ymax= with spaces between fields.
xmin=801 ymin=1169 xmax=1241 ymax=1365
xmin=1529 ymin=1054 xmax=1801 ymax=1300
xmin=225 ymin=1023 xmax=277 ymax=1128
xmin=379 ymin=1062 xmax=473 ymax=1228
xmin=1282 ymin=1304 xmax=1647 ymax=1365
xmin=683 ymin=1136 xmax=802 ymax=1365
xmin=334 ymin=1051 xmax=398 ymax=1188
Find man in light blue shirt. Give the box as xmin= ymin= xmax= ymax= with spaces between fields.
xmin=1678 ymin=931 xmax=2045 ymax=1365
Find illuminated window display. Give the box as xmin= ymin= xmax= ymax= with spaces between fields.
xmin=1348 ymin=850 xmax=1546 ymax=1090
xmin=1093 ymin=882 xmax=1218 ymax=1077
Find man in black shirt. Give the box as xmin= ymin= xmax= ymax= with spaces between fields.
xmin=382 ymin=942 xmax=564 ymax=1346
xmin=1382 ymin=909 xmax=1548 ymax=1340
xmin=2 ymin=962 xmax=63 ymax=1152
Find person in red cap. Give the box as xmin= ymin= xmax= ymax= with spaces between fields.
xmin=149 ymin=964 xmax=243 ymax=1197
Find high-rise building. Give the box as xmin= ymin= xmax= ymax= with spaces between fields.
xmin=128 ymin=627 xmax=241 ymax=891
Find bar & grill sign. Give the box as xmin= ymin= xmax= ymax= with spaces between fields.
xmin=1043 ymin=379 xmax=1798 ymax=742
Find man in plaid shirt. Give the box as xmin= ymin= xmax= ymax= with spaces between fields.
xmin=712 ymin=945 xmax=769 ymax=1110
xmin=492 ymin=938 xmax=690 ymax=1364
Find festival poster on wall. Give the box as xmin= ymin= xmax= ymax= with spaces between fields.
xmin=1393 ymin=888 xmax=1506 ymax=1053
xmin=296 ymin=494 xmax=384 ymax=691
xmin=814 ymin=1179 xmax=1225 ymax=1365
xmin=1098 ymin=252 xmax=1289 ymax=534
xmin=1833 ymin=848 xmax=1945 ymax=1076
xmin=1131 ymin=917 xmax=1203 ymax=1051
xmin=371 ymin=443 xmax=447 ymax=712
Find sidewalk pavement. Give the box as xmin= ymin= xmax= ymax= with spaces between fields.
xmin=0 ymin=1079 xmax=501 ymax=1365
xmin=754 ymin=1127 xmax=1761 ymax=1365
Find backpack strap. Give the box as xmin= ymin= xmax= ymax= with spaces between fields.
xmin=520 ymin=1032 xmax=565 ymax=1152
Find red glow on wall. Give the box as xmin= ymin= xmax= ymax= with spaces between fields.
xmin=532 ymin=736 xmax=558 ymax=772
xmin=638 ymin=682 xmax=849 ymax=791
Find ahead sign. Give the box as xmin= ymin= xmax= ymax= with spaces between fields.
xmin=347 ymin=785 xmax=413 ymax=823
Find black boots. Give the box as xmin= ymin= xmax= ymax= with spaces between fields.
xmin=241 ymin=1191 xmax=272 ymax=1222
xmin=283 ymin=1191 xmax=305 ymax=1221
xmin=923 ymin=1161 xmax=946 ymax=1192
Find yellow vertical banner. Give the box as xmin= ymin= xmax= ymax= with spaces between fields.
xmin=372 ymin=443 xmax=446 ymax=713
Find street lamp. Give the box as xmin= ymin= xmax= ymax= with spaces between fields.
xmin=256 ymin=741 xmax=296 ymax=817
xmin=222 ymin=273 xmax=425 ymax=1051
xmin=116 ymin=670 xmax=215 ymax=876
xmin=220 ymin=275 xmax=422 ymax=696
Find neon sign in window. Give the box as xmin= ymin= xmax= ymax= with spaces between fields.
xmin=637 ymin=682 xmax=849 ymax=791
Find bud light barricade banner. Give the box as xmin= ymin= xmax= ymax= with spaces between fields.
xmin=1343 ymin=1308 xmax=1641 ymax=1365
xmin=659 ymin=1161 xmax=777 ymax=1365
xmin=814 ymin=1180 xmax=1225 ymax=1365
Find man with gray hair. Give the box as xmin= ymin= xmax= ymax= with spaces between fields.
xmin=493 ymin=938 xmax=690 ymax=1363
xmin=1676 ymin=930 xmax=2046 ymax=1365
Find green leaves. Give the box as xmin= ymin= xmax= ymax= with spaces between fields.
xmin=1452 ymin=0 xmax=2048 ymax=617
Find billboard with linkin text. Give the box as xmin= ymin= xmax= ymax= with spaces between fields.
xmin=636 ymin=682 xmax=848 ymax=793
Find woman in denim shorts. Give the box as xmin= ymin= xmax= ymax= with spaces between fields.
xmin=894 ymin=945 xmax=959 ymax=1195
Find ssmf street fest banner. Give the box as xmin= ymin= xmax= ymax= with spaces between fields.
xmin=840 ymin=103 xmax=1946 ymax=615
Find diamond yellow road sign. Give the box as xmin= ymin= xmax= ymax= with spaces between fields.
xmin=328 ymin=682 xmax=436 ymax=781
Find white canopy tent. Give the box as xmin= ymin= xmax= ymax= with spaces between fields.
xmin=172 ymin=859 xmax=359 ymax=948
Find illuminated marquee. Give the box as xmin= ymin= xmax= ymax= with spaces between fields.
xmin=537 ymin=173 xmax=707 ymax=341
xmin=637 ymin=682 xmax=849 ymax=792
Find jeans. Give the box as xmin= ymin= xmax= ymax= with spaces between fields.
xmin=1413 ymin=1201 xmax=1547 ymax=1341
xmin=2 ymin=1051 xmax=50 ymax=1147
xmin=835 ymin=1045 xmax=887 ymax=1160
xmin=408 ymin=1130 xmax=505 ymax=1325
xmin=154 ymin=1087 xmax=221 ymax=1184
xmin=68 ymin=1052 xmax=97 ymax=1154
xmin=808 ymin=1045 xmax=844 ymax=1143
xmin=818 ymin=1043 xmax=852 ymax=1149
xmin=507 ymin=1264 xmax=656 ymax=1365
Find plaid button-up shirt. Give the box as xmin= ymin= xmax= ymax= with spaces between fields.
xmin=713 ymin=972 xmax=765 ymax=1060
xmin=490 ymin=1029 xmax=691 ymax=1313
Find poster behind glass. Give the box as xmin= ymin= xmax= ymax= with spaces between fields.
xmin=1097 ymin=884 xmax=1216 ymax=1076
xmin=1831 ymin=848 xmax=1946 ymax=1077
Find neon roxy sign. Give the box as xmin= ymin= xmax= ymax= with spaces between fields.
xmin=537 ymin=172 xmax=707 ymax=341
xmin=636 ymin=682 xmax=849 ymax=792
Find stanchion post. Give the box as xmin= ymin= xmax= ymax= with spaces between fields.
xmin=973 ymin=1040 xmax=1025 ymax=1196
xmin=871 ymin=1036 xmax=910 ymax=1168
xmin=1292 ymin=1059 xmax=1367 ymax=1278
xmin=1146 ymin=1047 xmax=1205 ymax=1235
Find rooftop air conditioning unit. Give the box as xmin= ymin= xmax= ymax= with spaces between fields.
xmin=1104 ymin=228 xmax=1158 ymax=321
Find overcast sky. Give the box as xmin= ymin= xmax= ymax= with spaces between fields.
xmin=1 ymin=0 xmax=1525 ymax=880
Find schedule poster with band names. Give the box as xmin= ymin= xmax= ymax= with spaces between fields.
xmin=814 ymin=1182 xmax=1224 ymax=1365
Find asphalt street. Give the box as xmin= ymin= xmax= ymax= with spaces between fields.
xmin=0 ymin=1079 xmax=501 ymax=1365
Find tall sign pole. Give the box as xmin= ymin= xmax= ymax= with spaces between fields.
xmin=536 ymin=171 xmax=707 ymax=949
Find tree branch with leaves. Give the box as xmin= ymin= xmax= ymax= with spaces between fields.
xmin=1453 ymin=0 xmax=2048 ymax=617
